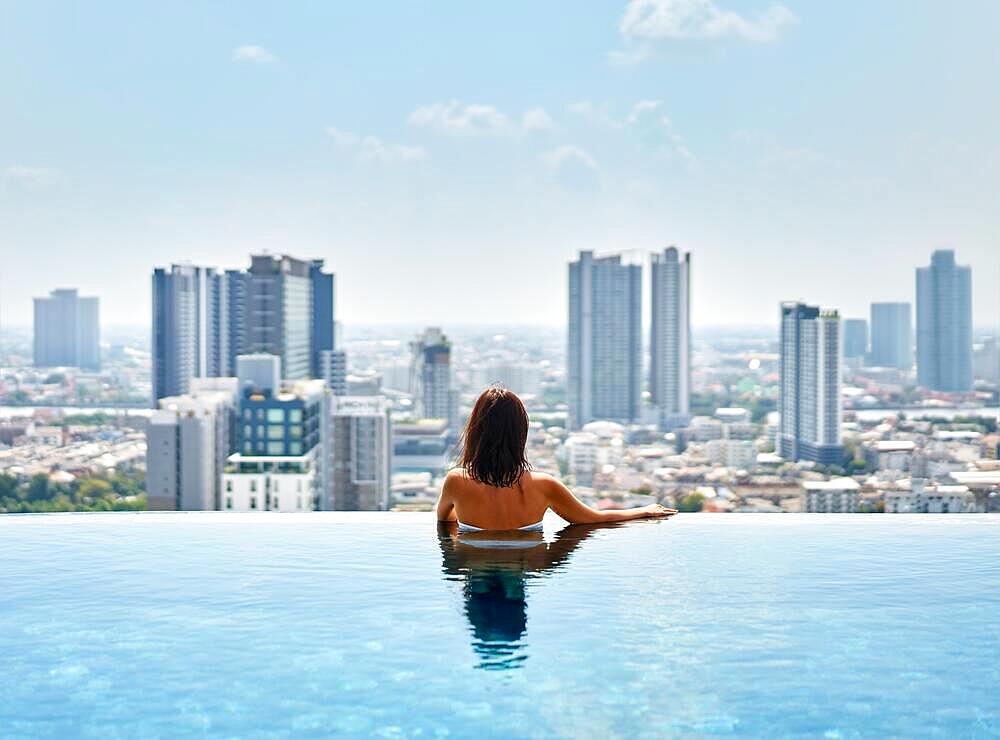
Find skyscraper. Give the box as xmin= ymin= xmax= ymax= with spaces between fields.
xmin=329 ymin=395 xmax=392 ymax=511
xmin=842 ymin=319 xmax=868 ymax=360
xmin=152 ymin=265 xmax=227 ymax=401
xmin=146 ymin=377 xmax=238 ymax=511
xmin=870 ymin=302 xmax=913 ymax=369
xmin=410 ymin=327 xmax=453 ymax=423
xmin=33 ymin=288 xmax=100 ymax=371
xmin=916 ymin=249 xmax=973 ymax=391
xmin=153 ymin=255 xmax=335 ymax=402
xmin=567 ymin=251 xmax=642 ymax=429
xmin=778 ymin=302 xmax=843 ymax=464
xmin=650 ymin=247 xmax=691 ymax=430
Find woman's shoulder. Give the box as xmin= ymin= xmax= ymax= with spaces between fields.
xmin=521 ymin=470 xmax=558 ymax=490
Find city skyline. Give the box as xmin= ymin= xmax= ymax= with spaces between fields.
xmin=2 ymin=2 xmax=998 ymax=329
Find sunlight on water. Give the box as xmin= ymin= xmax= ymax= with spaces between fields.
xmin=1 ymin=513 xmax=999 ymax=737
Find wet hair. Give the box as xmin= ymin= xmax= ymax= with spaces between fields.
xmin=459 ymin=385 xmax=531 ymax=488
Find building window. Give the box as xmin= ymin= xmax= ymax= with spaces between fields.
xmin=273 ymin=480 xmax=280 ymax=493
xmin=289 ymin=442 xmax=302 ymax=456
xmin=297 ymin=496 xmax=302 ymax=509
xmin=243 ymin=442 xmax=252 ymax=454
xmin=250 ymin=496 xmax=257 ymax=510
xmin=297 ymin=480 xmax=303 ymax=492
xmin=273 ymin=496 xmax=279 ymax=509
xmin=225 ymin=481 xmax=232 ymax=492
xmin=250 ymin=480 xmax=257 ymax=492
xmin=267 ymin=409 xmax=285 ymax=423
xmin=289 ymin=409 xmax=302 ymax=423
xmin=225 ymin=497 xmax=232 ymax=510
xmin=267 ymin=442 xmax=284 ymax=455
xmin=243 ymin=409 xmax=251 ymax=420
xmin=267 ymin=425 xmax=284 ymax=440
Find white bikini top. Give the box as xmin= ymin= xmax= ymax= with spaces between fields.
xmin=456 ymin=520 xmax=544 ymax=533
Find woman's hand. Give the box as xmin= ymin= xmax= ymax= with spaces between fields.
xmin=642 ymin=504 xmax=678 ymax=518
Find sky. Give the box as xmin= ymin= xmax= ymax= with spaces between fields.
xmin=1 ymin=1 xmax=998 ymax=330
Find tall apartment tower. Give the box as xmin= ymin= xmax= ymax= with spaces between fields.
xmin=145 ymin=377 xmax=238 ymax=511
xmin=916 ymin=249 xmax=973 ymax=391
xmin=33 ymin=289 xmax=101 ymax=371
xmin=152 ymin=265 xmax=227 ymax=402
xmin=842 ymin=319 xmax=868 ymax=360
xmin=650 ymin=247 xmax=691 ymax=430
xmin=567 ymin=251 xmax=642 ymax=429
xmin=410 ymin=327 xmax=453 ymax=423
xmin=778 ymin=302 xmax=844 ymax=464
xmin=153 ymin=255 xmax=335 ymax=402
xmin=329 ymin=395 xmax=392 ymax=511
xmin=870 ymin=302 xmax=913 ymax=369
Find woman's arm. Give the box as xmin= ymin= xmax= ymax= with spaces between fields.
xmin=543 ymin=476 xmax=676 ymax=524
xmin=436 ymin=476 xmax=458 ymax=522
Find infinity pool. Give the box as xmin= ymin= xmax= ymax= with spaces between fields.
xmin=2 ymin=513 xmax=998 ymax=737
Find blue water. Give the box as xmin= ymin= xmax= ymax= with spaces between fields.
xmin=1 ymin=513 xmax=998 ymax=738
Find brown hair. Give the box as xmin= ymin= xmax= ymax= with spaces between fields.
xmin=459 ymin=385 xmax=531 ymax=488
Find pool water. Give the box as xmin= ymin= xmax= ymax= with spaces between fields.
xmin=2 ymin=513 xmax=998 ymax=738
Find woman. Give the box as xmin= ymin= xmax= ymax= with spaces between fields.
xmin=437 ymin=385 xmax=676 ymax=529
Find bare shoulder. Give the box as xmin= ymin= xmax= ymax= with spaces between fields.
xmin=522 ymin=470 xmax=559 ymax=493
xmin=443 ymin=468 xmax=469 ymax=490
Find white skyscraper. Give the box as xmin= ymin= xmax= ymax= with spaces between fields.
xmin=145 ymin=378 xmax=238 ymax=511
xmin=328 ymin=395 xmax=392 ymax=511
xmin=410 ymin=327 xmax=453 ymax=425
xmin=650 ymin=247 xmax=691 ymax=430
xmin=778 ymin=302 xmax=843 ymax=464
xmin=916 ymin=249 xmax=973 ymax=391
xmin=33 ymin=288 xmax=101 ymax=371
xmin=567 ymin=251 xmax=642 ymax=429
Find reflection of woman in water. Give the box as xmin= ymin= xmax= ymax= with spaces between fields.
xmin=437 ymin=385 xmax=676 ymax=529
xmin=437 ymin=521 xmax=607 ymax=670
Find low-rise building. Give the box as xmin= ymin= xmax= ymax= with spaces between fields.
xmin=803 ymin=477 xmax=860 ymax=513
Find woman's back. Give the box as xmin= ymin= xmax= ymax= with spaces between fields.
xmin=443 ymin=470 xmax=551 ymax=531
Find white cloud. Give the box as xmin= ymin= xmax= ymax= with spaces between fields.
xmin=325 ymin=127 xmax=427 ymax=164
xmin=4 ymin=165 xmax=65 ymax=189
xmin=541 ymin=146 xmax=599 ymax=172
xmin=522 ymin=108 xmax=556 ymax=132
xmin=620 ymin=0 xmax=795 ymax=43
xmin=232 ymin=45 xmax=277 ymax=63
xmin=627 ymin=99 xmax=664 ymax=124
xmin=408 ymin=100 xmax=512 ymax=136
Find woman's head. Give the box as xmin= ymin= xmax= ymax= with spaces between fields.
xmin=459 ymin=385 xmax=531 ymax=488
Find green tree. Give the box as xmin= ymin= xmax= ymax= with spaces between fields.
xmin=26 ymin=475 xmax=52 ymax=502
xmin=677 ymin=492 xmax=705 ymax=512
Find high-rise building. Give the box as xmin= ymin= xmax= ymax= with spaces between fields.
xmin=152 ymin=265 xmax=227 ymax=401
xmin=145 ymin=377 xmax=238 ymax=511
xmin=328 ymin=395 xmax=392 ymax=511
xmin=153 ymin=255 xmax=335 ymax=402
xmin=916 ymin=250 xmax=973 ymax=391
xmin=320 ymin=349 xmax=348 ymax=395
xmin=222 ymin=357 xmax=328 ymax=512
xmin=410 ymin=327 xmax=453 ymax=423
xmin=842 ymin=319 xmax=868 ymax=360
xmin=870 ymin=302 xmax=913 ymax=369
xmin=567 ymin=251 xmax=642 ymax=429
xmin=310 ymin=260 xmax=335 ymax=379
xmin=33 ymin=289 xmax=100 ymax=371
xmin=778 ymin=302 xmax=843 ymax=464
xmin=650 ymin=247 xmax=690 ymax=430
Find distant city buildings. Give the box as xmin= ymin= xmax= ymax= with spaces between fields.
xmin=567 ymin=251 xmax=642 ymax=429
xmin=410 ymin=327 xmax=453 ymax=426
xmin=33 ymin=289 xmax=100 ymax=371
xmin=152 ymin=265 xmax=227 ymax=400
xmin=650 ymin=247 xmax=691 ymax=430
xmin=146 ymin=377 xmax=238 ymax=511
xmin=222 ymin=357 xmax=327 ymax=512
xmin=869 ymin=302 xmax=913 ymax=369
xmin=329 ymin=395 xmax=391 ymax=510
xmin=916 ymin=249 xmax=972 ymax=391
xmin=842 ymin=318 xmax=868 ymax=360
xmin=152 ymin=254 xmax=335 ymax=403
xmin=778 ymin=302 xmax=844 ymax=464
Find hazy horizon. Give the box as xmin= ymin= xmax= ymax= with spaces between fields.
xmin=2 ymin=2 xmax=998 ymax=328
